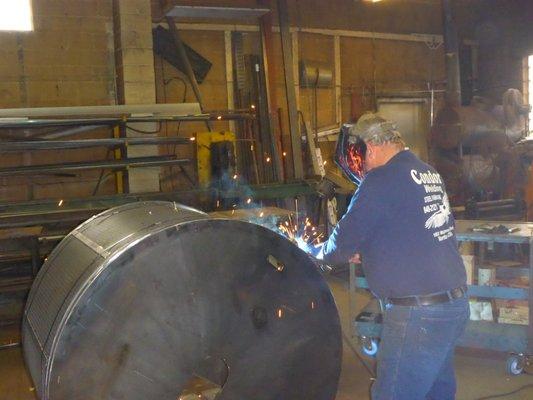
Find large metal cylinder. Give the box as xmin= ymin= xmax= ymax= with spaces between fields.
xmin=22 ymin=201 xmax=342 ymax=400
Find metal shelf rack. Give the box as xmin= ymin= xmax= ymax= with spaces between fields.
xmin=350 ymin=219 xmax=533 ymax=374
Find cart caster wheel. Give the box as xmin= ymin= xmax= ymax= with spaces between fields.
xmin=361 ymin=338 xmax=379 ymax=357
xmin=506 ymin=356 xmax=524 ymax=376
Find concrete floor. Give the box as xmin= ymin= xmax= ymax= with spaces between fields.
xmin=1 ymin=275 xmax=532 ymax=400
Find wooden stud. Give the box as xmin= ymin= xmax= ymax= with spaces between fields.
xmin=291 ymin=31 xmax=300 ymax=112
xmin=334 ymin=35 xmax=341 ymax=125
xmin=224 ymin=31 xmax=236 ymax=133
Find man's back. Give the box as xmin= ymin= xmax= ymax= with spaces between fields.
xmin=357 ymin=150 xmax=466 ymax=298
xmin=323 ymin=150 xmax=466 ymax=299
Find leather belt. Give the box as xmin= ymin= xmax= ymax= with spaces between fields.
xmin=387 ymin=285 xmax=467 ymax=306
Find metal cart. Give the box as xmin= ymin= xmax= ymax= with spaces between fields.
xmin=351 ymin=220 xmax=533 ymax=375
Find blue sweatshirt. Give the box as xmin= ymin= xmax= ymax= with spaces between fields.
xmin=320 ymin=150 xmax=466 ymax=299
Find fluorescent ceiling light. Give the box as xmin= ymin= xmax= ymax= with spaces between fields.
xmin=0 ymin=0 xmax=33 ymax=32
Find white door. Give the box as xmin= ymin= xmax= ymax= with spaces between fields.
xmin=377 ymin=98 xmax=429 ymax=161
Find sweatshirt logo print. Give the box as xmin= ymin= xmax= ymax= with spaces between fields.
xmin=424 ymin=193 xmax=451 ymax=229
xmin=410 ymin=168 xmax=451 ymax=232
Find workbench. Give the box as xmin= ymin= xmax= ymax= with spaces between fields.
xmin=351 ymin=219 xmax=533 ymax=375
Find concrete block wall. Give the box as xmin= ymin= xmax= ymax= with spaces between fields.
xmin=1 ymin=0 xmax=116 ymax=108
xmin=0 ymin=0 xmax=116 ymax=203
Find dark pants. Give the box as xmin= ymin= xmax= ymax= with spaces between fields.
xmin=371 ymin=296 xmax=469 ymax=400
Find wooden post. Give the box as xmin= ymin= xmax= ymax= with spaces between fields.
xmin=224 ymin=31 xmax=236 ymax=133
xmin=292 ymin=32 xmax=300 ymax=111
xmin=334 ymin=35 xmax=342 ymax=125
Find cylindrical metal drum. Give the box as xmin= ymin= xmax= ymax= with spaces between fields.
xmin=23 ymin=201 xmax=342 ymax=400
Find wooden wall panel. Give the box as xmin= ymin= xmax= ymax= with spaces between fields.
xmin=298 ymin=33 xmax=336 ymax=130
xmin=340 ymin=36 xmax=445 ymax=122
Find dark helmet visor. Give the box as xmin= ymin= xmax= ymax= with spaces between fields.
xmin=334 ymin=124 xmax=366 ymax=185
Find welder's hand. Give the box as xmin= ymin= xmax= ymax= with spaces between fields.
xmin=349 ymin=253 xmax=361 ymax=264
xmin=295 ymin=237 xmax=322 ymax=258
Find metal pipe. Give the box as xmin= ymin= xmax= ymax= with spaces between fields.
xmin=441 ymin=0 xmax=462 ymax=106
xmin=0 ymin=137 xmax=191 ymax=152
xmin=0 ymin=156 xmax=190 ymax=176
xmin=0 ymin=113 xmax=253 ymax=129
xmin=476 ymin=205 xmax=518 ymax=213
xmin=475 ymin=199 xmax=517 ymax=207
xmin=0 ymin=103 xmax=201 ymax=119
xmin=41 ymin=125 xmax=103 ymax=140
xmin=277 ymin=0 xmax=304 ymax=179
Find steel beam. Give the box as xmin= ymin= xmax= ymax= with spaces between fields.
xmin=0 ymin=112 xmax=254 ymax=129
xmin=277 ymin=0 xmax=304 ymax=179
xmin=0 ymin=103 xmax=201 ymax=119
xmin=0 ymin=137 xmax=191 ymax=152
xmin=0 ymin=181 xmax=317 ymax=228
xmin=0 ymin=156 xmax=190 ymax=176
xmin=166 ymin=6 xmax=269 ymax=19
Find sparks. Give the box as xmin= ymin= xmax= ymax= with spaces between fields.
xmin=266 ymin=156 xmax=271 ymax=163
xmin=189 ymin=136 xmax=196 ymax=141
xmin=277 ymin=215 xmax=324 ymax=251
xmin=246 ymin=198 xmax=252 ymax=204
xmin=58 ymin=199 xmax=64 ymax=207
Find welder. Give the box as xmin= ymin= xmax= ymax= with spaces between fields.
xmin=315 ymin=114 xmax=469 ymax=400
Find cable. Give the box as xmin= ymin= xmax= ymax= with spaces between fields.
xmin=125 ymin=121 xmax=162 ymax=134
xmin=160 ymin=72 xmax=189 ymax=191
xmin=341 ymin=330 xmax=376 ymax=379
xmin=92 ymin=149 xmax=112 ymax=196
xmin=343 ymin=333 xmax=533 ymax=400
xmin=473 ymin=383 xmax=533 ymax=400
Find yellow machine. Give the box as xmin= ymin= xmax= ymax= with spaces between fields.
xmin=196 ymin=131 xmax=237 ymax=189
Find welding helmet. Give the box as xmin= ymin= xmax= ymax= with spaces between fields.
xmin=334 ymin=124 xmax=367 ymax=185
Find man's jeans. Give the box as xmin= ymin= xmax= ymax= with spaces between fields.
xmin=371 ymin=296 xmax=470 ymax=400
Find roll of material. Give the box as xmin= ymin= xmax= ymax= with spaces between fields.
xmin=299 ymin=61 xmax=333 ymax=88
xmin=22 ymin=201 xmax=342 ymax=400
